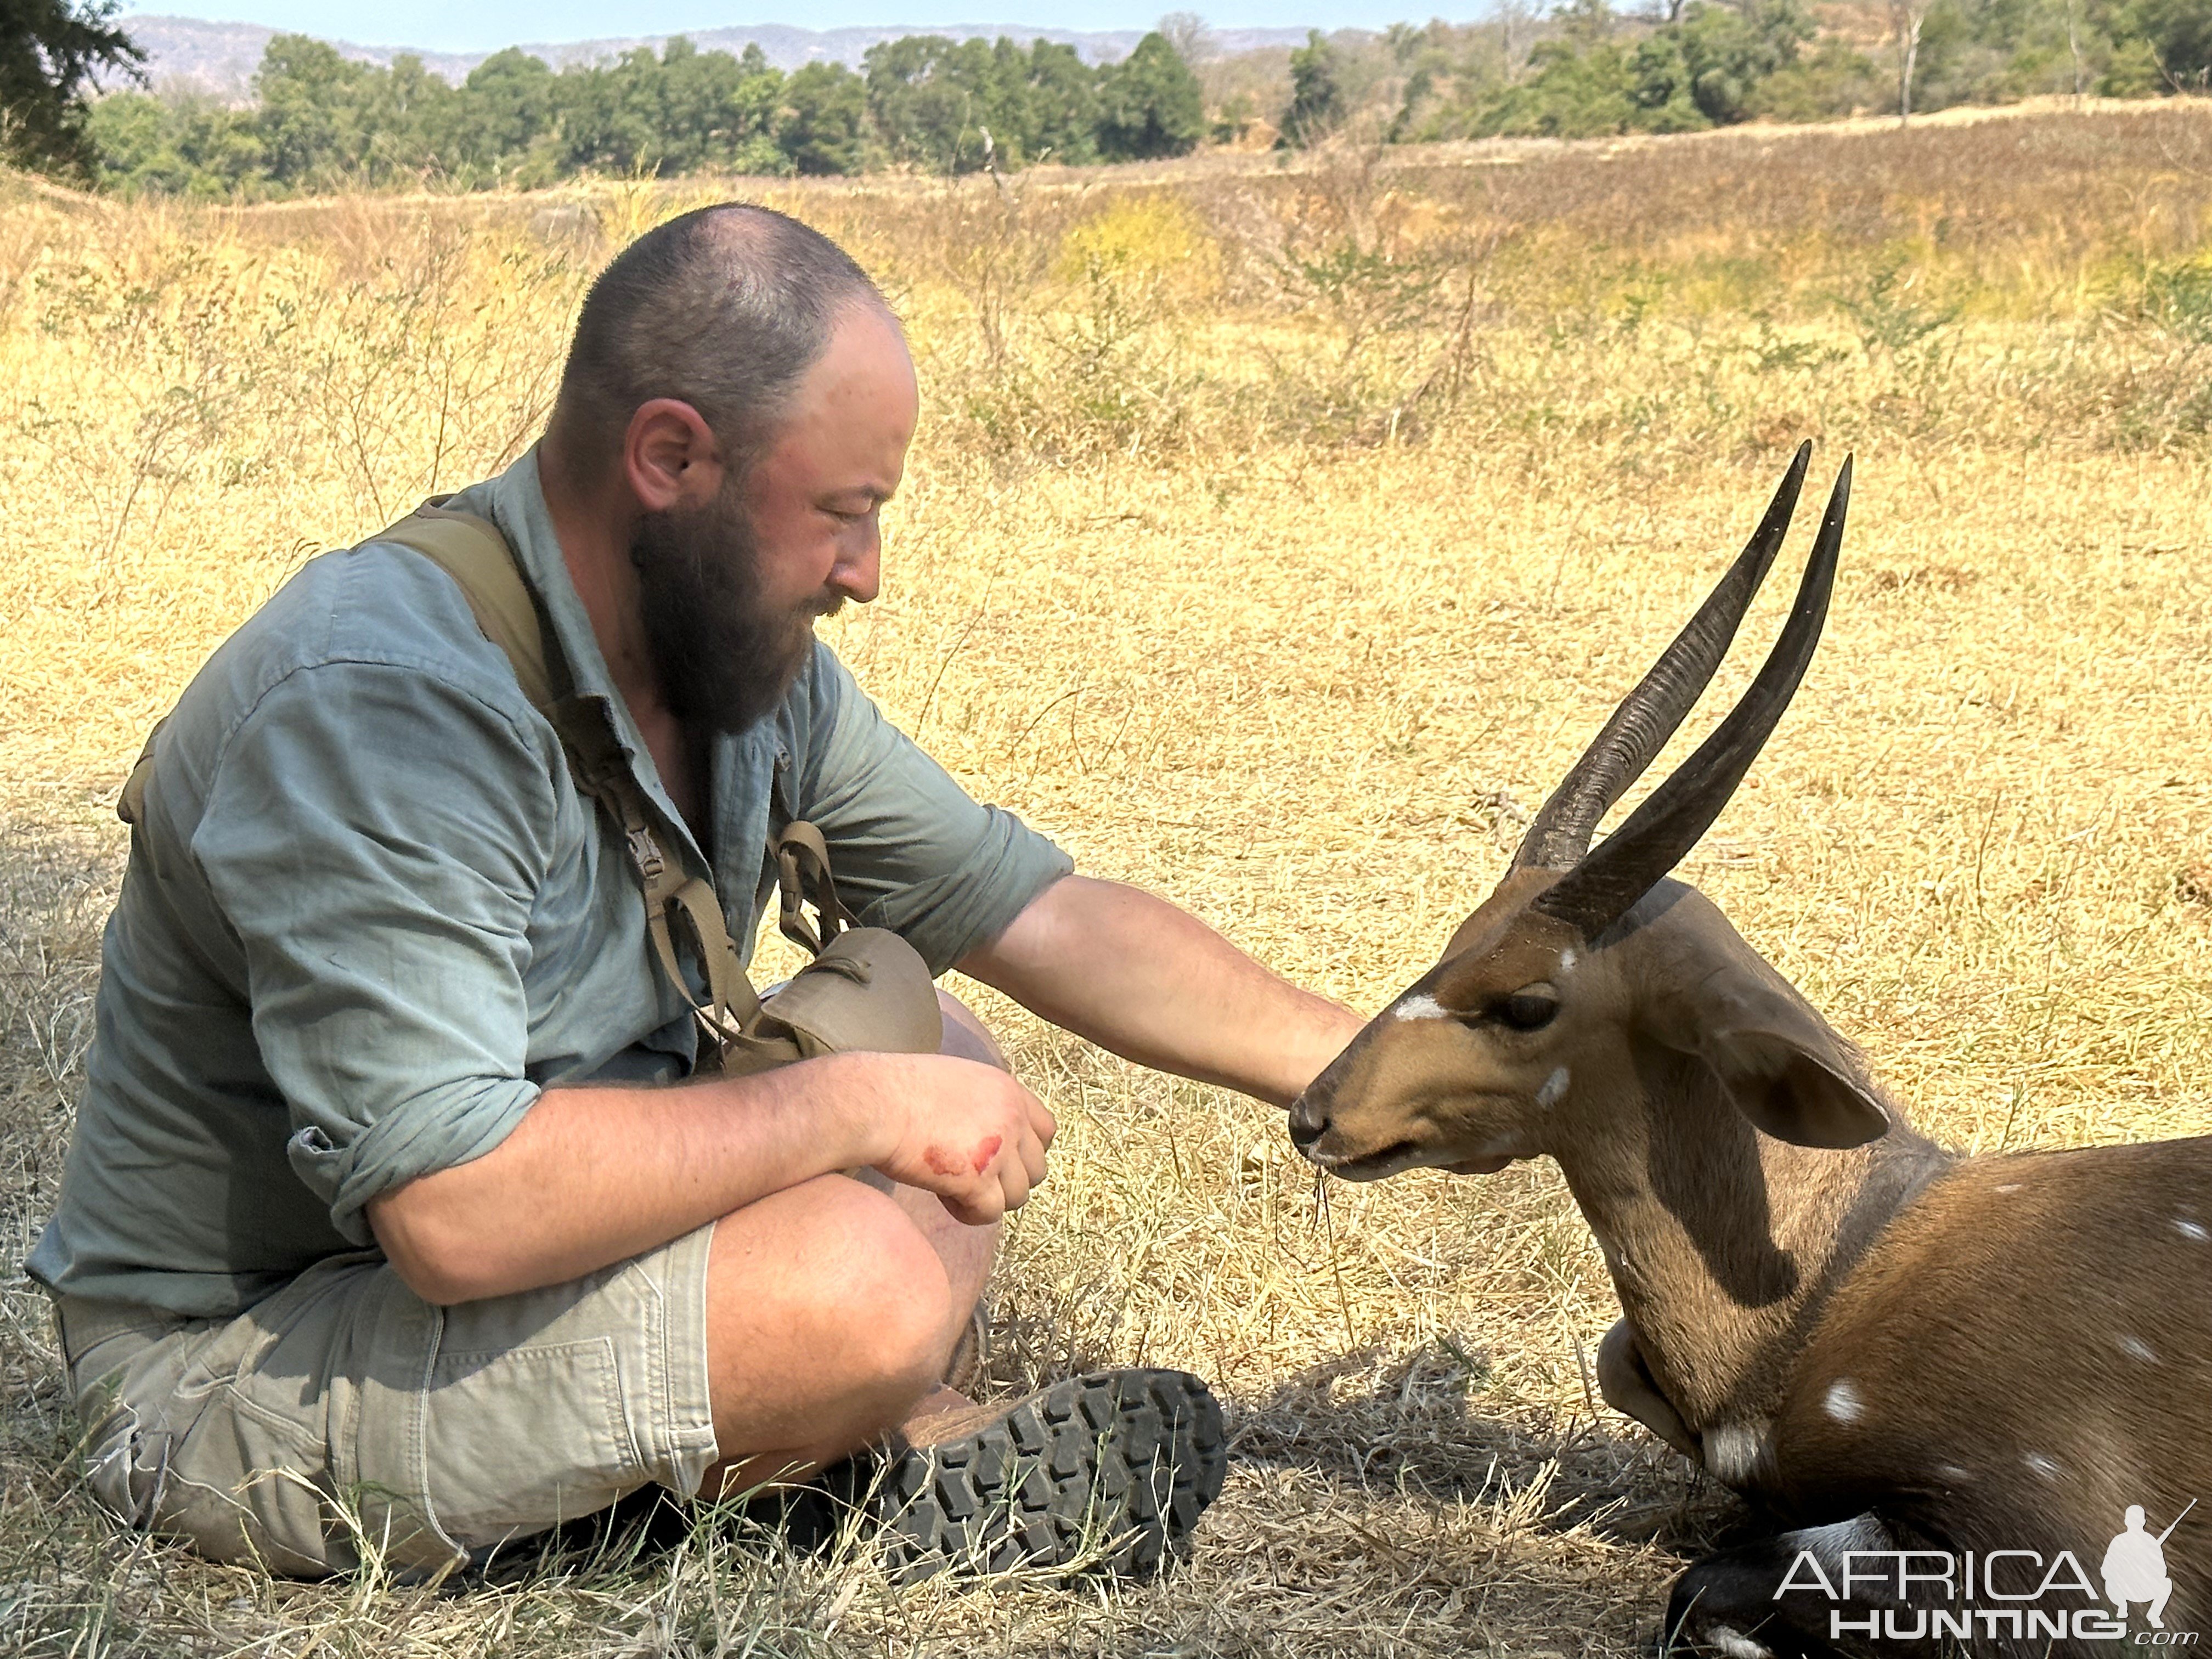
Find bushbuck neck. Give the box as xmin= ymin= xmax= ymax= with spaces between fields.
xmin=1541 ymin=886 xmax=1951 ymax=1444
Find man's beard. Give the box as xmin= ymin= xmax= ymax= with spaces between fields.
xmin=629 ymin=485 xmax=839 ymax=735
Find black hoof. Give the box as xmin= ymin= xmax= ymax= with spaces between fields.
xmin=1666 ymin=1548 xmax=1849 ymax=1659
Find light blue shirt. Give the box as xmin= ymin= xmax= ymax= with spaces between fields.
xmin=28 ymin=447 xmax=1071 ymax=1316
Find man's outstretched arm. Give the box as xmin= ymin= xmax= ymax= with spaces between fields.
xmin=956 ymin=875 xmax=1366 ymax=1109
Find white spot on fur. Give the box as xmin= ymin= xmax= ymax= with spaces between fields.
xmin=1704 ymin=1421 xmax=1769 ymax=1486
xmin=1393 ymin=994 xmax=1449 ymax=1022
xmin=1823 ymin=1379 xmax=1864 ymax=1424
xmin=1703 ymin=1626 xmax=1774 ymax=1659
xmin=2176 ymin=1217 xmax=2209 ymax=1243
xmin=1938 ymin=1463 xmax=1973 ymax=1484
xmin=1994 ymin=1182 xmax=2022 ymax=1194
xmin=1536 ymin=1066 xmax=1571 ymax=1107
xmin=2119 ymin=1334 xmax=2157 ymax=1363
xmin=1779 ymin=1514 xmax=1892 ymax=1570
xmin=2024 ymin=1452 xmax=2063 ymax=1480
xmin=1558 ymin=947 xmax=1578 ymax=973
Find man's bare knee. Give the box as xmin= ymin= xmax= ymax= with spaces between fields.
xmin=825 ymin=1182 xmax=961 ymax=1387
xmin=701 ymin=1177 xmax=960 ymax=1485
xmin=937 ymin=987 xmax=1006 ymax=1070
xmin=709 ymin=1177 xmax=953 ymax=1394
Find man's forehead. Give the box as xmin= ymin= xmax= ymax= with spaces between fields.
xmin=771 ymin=305 xmax=915 ymax=479
xmin=812 ymin=302 xmax=912 ymax=389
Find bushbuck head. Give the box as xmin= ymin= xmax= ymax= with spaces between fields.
xmin=1290 ymin=445 xmax=1889 ymax=1181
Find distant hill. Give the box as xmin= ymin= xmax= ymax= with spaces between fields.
xmin=112 ymin=14 xmax=1322 ymax=98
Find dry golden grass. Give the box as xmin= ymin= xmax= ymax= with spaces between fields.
xmin=3 ymin=106 xmax=2210 ymax=1656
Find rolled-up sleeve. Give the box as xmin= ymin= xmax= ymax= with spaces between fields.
xmin=193 ymin=661 xmax=557 ymax=1244
xmin=794 ymin=647 xmax=1073 ymax=974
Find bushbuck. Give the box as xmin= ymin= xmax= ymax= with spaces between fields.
xmin=1288 ymin=445 xmax=2210 ymax=1657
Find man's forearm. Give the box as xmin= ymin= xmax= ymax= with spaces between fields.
xmin=366 ymin=1058 xmax=879 ymax=1305
xmin=958 ymin=876 xmax=1365 ymax=1108
xmin=369 ymin=1047 xmax=1054 ymax=1306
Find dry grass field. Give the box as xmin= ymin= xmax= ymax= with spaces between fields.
xmin=3 ymin=103 xmax=2210 ymax=1656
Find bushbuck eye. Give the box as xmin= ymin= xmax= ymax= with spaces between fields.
xmin=1497 ymin=985 xmax=1561 ymax=1030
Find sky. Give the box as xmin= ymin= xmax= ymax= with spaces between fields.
xmin=123 ymin=2 xmax=1483 ymax=53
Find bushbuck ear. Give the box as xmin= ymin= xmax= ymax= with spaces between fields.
xmin=1664 ymin=965 xmax=1890 ymax=1149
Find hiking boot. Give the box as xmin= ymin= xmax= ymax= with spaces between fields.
xmin=872 ymin=1368 xmax=1227 ymax=1582
xmin=942 ymin=1300 xmax=988 ymax=1397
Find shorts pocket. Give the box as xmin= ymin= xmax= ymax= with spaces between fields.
xmin=158 ymin=1380 xmax=337 ymax=1575
xmin=417 ymin=1336 xmax=646 ymax=1551
xmin=70 ymin=1317 xmax=337 ymax=1574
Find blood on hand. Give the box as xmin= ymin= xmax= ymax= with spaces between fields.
xmin=922 ymin=1136 xmax=1003 ymax=1178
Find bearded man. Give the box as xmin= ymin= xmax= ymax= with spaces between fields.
xmin=27 ymin=205 xmax=1362 ymax=1578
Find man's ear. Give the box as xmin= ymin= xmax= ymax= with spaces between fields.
xmin=1655 ymin=959 xmax=1890 ymax=1149
xmin=623 ymin=398 xmax=723 ymax=514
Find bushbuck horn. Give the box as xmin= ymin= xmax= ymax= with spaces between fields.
xmin=1511 ymin=439 xmax=1812 ymax=872
xmin=1532 ymin=456 xmax=1852 ymax=938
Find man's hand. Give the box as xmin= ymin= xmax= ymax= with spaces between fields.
xmin=862 ymin=1054 xmax=1056 ymax=1223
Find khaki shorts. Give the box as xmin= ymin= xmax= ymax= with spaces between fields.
xmin=54 ymin=1223 xmax=720 ymax=1576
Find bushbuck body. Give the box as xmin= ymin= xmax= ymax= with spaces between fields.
xmin=1289 ymin=447 xmax=2210 ymax=1657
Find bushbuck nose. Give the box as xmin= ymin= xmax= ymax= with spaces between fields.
xmin=1287 ymin=1093 xmax=1328 ymax=1151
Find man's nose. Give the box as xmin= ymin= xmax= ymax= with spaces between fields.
xmin=832 ymin=536 xmax=881 ymax=605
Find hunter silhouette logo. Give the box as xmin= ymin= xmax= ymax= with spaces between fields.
xmin=2105 ymin=1502 xmax=2193 ymax=1633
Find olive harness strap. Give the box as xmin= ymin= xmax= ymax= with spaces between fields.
xmin=380 ymin=501 xmax=793 ymax=1058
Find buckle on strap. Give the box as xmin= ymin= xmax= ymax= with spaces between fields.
xmin=625 ymin=824 xmax=666 ymax=882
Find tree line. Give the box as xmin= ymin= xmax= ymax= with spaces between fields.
xmin=4 ymin=0 xmax=2209 ymax=195
xmin=81 ymin=29 xmax=1206 ymax=196
xmin=1282 ymin=0 xmax=2210 ymax=143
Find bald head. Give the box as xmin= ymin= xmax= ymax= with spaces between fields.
xmin=549 ymin=203 xmax=892 ymax=477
